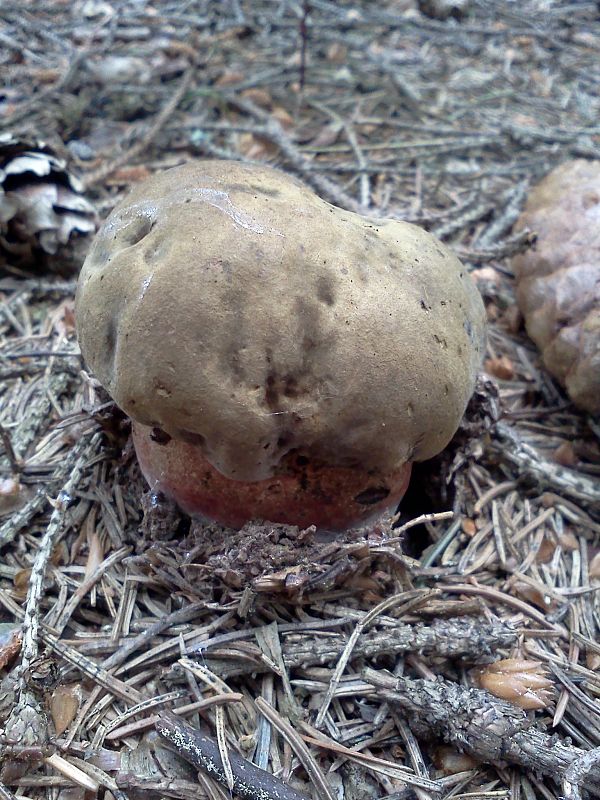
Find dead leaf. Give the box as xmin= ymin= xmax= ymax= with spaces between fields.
xmin=503 ymin=304 xmax=523 ymax=334
xmin=484 ymin=355 xmax=514 ymax=381
xmin=0 ymin=477 xmax=25 ymax=515
xmin=237 ymin=133 xmax=277 ymax=160
xmin=552 ymin=442 xmax=578 ymax=467
xmin=215 ymin=70 xmax=245 ymax=87
xmin=106 ymin=165 xmax=152 ymax=186
xmin=586 ymin=652 xmax=600 ymax=670
xmin=50 ymin=683 xmax=84 ymax=736
xmin=309 ymin=122 xmax=343 ymax=149
xmin=432 ymin=745 xmax=478 ymax=774
xmin=0 ymin=624 xmax=22 ymax=669
xmin=558 ymin=530 xmax=579 ymax=551
xmin=535 ymin=535 xmax=556 ymax=564
xmin=326 ymin=43 xmax=347 ymax=63
xmin=13 ymin=568 xmax=32 ymax=600
xmin=512 ymin=580 xmax=556 ymax=611
xmin=241 ymin=88 xmax=273 ymax=109
xmin=271 ymin=106 xmax=294 ymax=129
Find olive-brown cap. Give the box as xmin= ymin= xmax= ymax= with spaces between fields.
xmin=75 ymin=160 xmax=485 ymax=481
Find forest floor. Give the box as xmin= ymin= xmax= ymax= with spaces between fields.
xmin=0 ymin=2 xmax=599 ymax=800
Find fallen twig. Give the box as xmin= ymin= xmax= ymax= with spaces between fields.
xmin=493 ymin=422 xmax=600 ymax=511
xmin=156 ymin=712 xmax=310 ymax=800
xmin=18 ymin=432 xmax=100 ymax=690
xmin=363 ymin=668 xmax=600 ymax=797
xmin=192 ymin=616 xmax=518 ymax=679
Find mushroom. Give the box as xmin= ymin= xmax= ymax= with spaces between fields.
xmin=75 ymin=160 xmax=485 ymax=530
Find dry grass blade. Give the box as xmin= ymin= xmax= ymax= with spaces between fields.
xmin=44 ymin=753 xmax=99 ymax=792
xmin=255 ymin=697 xmax=336 ymax=800
xmin=214 ymin=704 xmax=234 ymax=793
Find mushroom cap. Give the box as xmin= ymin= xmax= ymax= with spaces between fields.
xmin=76 ymin=160 xmax=485 ymax=483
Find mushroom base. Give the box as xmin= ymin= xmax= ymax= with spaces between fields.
xmin=132 ymin=423 xmax=412 ymax=531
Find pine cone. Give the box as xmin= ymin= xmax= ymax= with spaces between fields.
xmin=0 ymin=134 xmax=97 ymax=274
xmin=512 ymin=160 xmax=600 ymax=413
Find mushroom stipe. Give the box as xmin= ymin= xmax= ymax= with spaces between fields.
xmin=75 ymin=159 xmax=485 ymax=531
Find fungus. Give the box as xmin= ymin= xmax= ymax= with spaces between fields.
xmin=75 ymin=160 xmax=485 ymax=530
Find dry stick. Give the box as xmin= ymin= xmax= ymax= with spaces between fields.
xmin=82 ymin=65 xmax=196 ymax=190
xmin=18 ymin=433 xmax=100 ymax=695
xmin=45 ymin=753 xmax=99 ymax=792
xmin=156 ymin=712 xmax=310 ymax=800
xmin=387 ymin=510 xmax=454 ymax=539
xmin=362 ymin=669 xmax=600 ymax=796
xmin=198 ymin=617 xmax=518 ymax=680
xmin=455 ymin=229 xmax=534 ymax=263
xmin=493 ymin=422 xmax=600 ymax=510
xmin=563 ymin=747 xmax=600 ymax=800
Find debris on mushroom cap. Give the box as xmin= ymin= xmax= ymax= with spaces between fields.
xmin=512 ymin=160 xmax=600 ymax=413
xmin=75 ymin=160 xmax=485 ymax=528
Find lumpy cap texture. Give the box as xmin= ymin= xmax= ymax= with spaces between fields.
xmin=76 ymin=160 xmax=486 ymax=481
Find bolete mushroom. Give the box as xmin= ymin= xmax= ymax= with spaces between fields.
xmin=75 ymin=160 xmax=485 ymax=530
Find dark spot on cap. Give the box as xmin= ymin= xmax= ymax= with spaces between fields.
xmin=317 ymin=276 xmax=335 ymax=306
xmin=265 ymin=372 xmax=279 ymax=409
xmin=150 ymin=427 xmax=171 ymax=446
xmin=121 ymin=215 xmax=155 ymax=247
xmin=177 ymin=429 xmax=206 ymax=447
xmin=277 ymin=433 xmax=292 ymax=449
xmin=354 ymin=486 xmax=390 ymax=505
